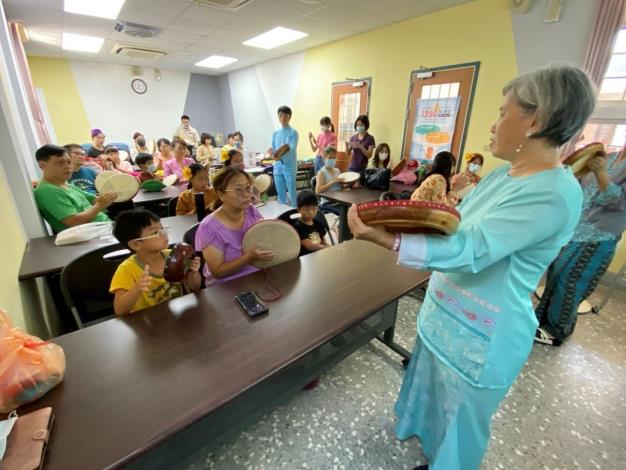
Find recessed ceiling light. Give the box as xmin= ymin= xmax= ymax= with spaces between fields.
xmin=64 ymin=0 xmax=126 ymax=20
xmin=243 ymin=27 xmax=308 ymax=50
xmin=62 ymin=33 xmax=104 ymax=53
xmin=195 ymin=55 xmax=238 ymax=69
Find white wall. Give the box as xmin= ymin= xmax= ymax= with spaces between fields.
xmin=70 ymin=60 xmax=191 ymax=144
xmin=510 ymin=0 xmax=598 ymax=73
xmin=227 ymin=52 xmax=305 ymax=152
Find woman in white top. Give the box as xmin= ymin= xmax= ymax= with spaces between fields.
xmin=196 ymin=133 xmax=215 ymax=165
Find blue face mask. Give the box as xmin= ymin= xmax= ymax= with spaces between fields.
xmin=356 ymin=125 xmax=365 ymax=133
xmin=326 ymin=159 xmax=336 ymax=168
xmin=235 ymin=141 xmax=242 ymax=148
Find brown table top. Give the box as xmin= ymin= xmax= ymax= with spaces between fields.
xmin=18 ymin=202 xmax=294 ymax=281
xmin=132 ymin=184 xmax=185 ymax=205
xmin=25 ymin=241 xmax=429 ymax=470
xmin=319 ymin=182 xmax=416 ymax=206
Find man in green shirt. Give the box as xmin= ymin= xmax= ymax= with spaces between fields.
xmin=34 ymin=144 xmax=117 ymax=233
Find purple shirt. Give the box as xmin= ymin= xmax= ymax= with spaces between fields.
xmin=195 ymin=204 xmax=264 ymax=285
xmin=163 ymin=157 xmax=194 ymax=180
xmin=348 ymin=133 xmax=375 ymax=172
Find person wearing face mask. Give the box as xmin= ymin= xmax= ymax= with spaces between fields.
xmin=345 ymin=115 xmax=375 ymax=173
xmin=131 ymin=132 xmax=148 ymax=161
xmin=452 ymin=153 xmax=485 ymax=200
xmin=369 ymin=143 xmax=391 ymax=169
xmin=346 ymin=64 xmax=594 ymax=470
xmin=135 ymin=153 xmax=161 ymax=183
xmin=315 ymin=146 xmax=344 ymax=214
xmin=233 ymin=131 xmax=245 ymax=151
xmin=309 ymin=116 xmax=337 ymax=174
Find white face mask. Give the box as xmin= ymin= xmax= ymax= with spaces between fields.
xmin=379 ymin=153 xmax=389 ymax=161
xmin=468 ymin=163 xmax=482 ymax=174
xmin=320 ymin=126 xmax=328 ymax=133
xmin=147 ymin=163 xmax=157 ymax=173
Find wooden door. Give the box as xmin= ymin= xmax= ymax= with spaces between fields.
xmin=331 ymin=79 xmax=370 ymax=172
xmin=400 ymin=63 xmax=479 ymax=172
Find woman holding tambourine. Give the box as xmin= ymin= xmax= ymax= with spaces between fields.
xmin=347 ymin=64 xmax=595 ymax=470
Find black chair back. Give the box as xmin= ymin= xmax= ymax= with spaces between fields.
xmin=167 ymin=196 xmax=179 ymax=217
xmin=60 ymin=244 xmax=130 ymax=328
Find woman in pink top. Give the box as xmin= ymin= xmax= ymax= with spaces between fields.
xmin=195 ymin=167 xmax=273 ymax=286
xmin=163 ymin=139 xmax=194 ymax=182
xmin=308 ymin=116 xmax=337 ymax=174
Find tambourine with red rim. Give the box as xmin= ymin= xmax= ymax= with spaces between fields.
xmin=164 ymin=243 xmax=196 ymax=282
xmin=562 ymin=142 xmax=605 ymax=178
xmin=357 ymin=200 xmax=461 ymax=235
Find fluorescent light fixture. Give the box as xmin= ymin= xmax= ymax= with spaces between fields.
xmin=195 ymin=55 xmax=238 ymax=69
xmin=243 ymin=27 xmax=307 ymax=50
xmin=62 ymin=33 xmax=104 ymax=53
xmin=64 ymin=0 xmax=126 ymax=19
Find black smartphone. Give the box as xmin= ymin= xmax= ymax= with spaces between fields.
xmin=235 ymin=291 xmax=268 ymax=317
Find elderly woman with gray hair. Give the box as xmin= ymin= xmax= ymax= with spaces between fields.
xmin=347 ymin=63 xmax=596 ymax=470
xmin=535 ymin=141 xmax=626 ymax=345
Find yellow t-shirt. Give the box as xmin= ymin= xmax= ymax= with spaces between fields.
xmin=109 ymin=250 xmax=183 ymax=313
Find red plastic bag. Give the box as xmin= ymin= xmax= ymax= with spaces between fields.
xmin=0 ymin=309 xmax=65 ymax=413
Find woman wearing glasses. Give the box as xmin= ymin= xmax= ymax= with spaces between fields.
xmin=196 ymin=167 xmax=273 ymax=286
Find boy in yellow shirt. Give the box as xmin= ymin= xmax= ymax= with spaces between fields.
xmin=109 ymin=209 xmax=202 ymax=315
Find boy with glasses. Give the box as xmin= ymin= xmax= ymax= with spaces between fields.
xmin=110 ymin=208 xmax=202 ymax=315
xmin=64 ymin=143 xmax=99 ymax=194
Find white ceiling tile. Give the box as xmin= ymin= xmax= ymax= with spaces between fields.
xmin=233 ymin=0 xmax=304 ymax=23
xmin=157 ymin=29 xmax=203 ymax=44
xmin=4 ymin=3 xmax=64 ymax=23
xmin=310 ymin=0 xmax=393 ymax=32
xmin=355 ymin=0 xmax=439 ymax=22
xmin=166 ymin=17 xmax=219 ymax=36
xmin=286 ymin=15 xmax=359 ymax=41
xmin=422 ymin=0 xmax=474 ymax=9
xmin=179 ymin=4 xmax=241 ymax=26
xmin=120 ymin=0 xmax=190 ymax=18
xmin=117 ymin=9 xmax=176 ymax=28
xmin=267 ymin=0 xmax=339 ymax=15
xmin=24 ymin=43 xmax=63 ymax=58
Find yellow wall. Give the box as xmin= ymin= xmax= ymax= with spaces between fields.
xmin=291 ymin=0 xmax=516 ymax=176
xmin=0 ymin=170 xmax=27 ymax=330
xmin=27 ymin=56 xmax=90 ymax=144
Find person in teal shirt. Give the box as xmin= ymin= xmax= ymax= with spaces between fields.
xmin=34 ymin=144 xmax=116 ymax=233
xmin=267 ymin=105 xmax=299 ymax=207
xmin=347 ymin=64 xmax=596 ymax=470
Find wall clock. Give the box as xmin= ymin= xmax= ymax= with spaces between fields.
xmin=131 ymin=78 xmax=147 ymax=94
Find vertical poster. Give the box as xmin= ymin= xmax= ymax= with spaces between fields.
xmin=410 ymin=97 xmax=461 ymax=162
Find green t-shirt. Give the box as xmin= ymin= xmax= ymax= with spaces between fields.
xmin=34 ymin=180 xmax=110 ymax=233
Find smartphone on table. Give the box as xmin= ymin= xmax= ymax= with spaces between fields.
xmin=235 ymin=291 xmax=268 ymax=317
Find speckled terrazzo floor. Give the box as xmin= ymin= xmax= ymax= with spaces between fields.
xmin=187 ymin=288 xmax=626 ymax=470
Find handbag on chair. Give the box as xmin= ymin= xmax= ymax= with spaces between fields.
xmin=363 ymin=168 xmax=391 ymax=191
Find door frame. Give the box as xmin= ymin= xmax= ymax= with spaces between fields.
xmin=399 ymin=62 xmax=480 ymax=172
xmin=330 ymin=76 xmax=373 ymax=115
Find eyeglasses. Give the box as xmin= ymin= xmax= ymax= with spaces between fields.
xmin=131 ymin=226 xmax=169 ymax=242
xmin=223 ymin=186 xmax=254 ymax=197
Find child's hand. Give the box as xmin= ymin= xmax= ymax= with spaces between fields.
xmin=135 ymin=265 xmax=151 ymax=292
xmin=188 ymin=256 xmax=201 ymax=273
xmin=308 ymin=131 xmax=314 ymax=139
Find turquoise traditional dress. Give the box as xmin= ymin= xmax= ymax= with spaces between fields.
xmin=394 ymin=163 xmax=583 ymax=469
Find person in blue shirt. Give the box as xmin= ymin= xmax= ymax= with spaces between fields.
xmin=65 ymin=143 xmax=99 ymax=194
xmin=267 ymin=105 xmax=299 ymax=207
xmin=347 ymin=63 xmax=596 ymax=470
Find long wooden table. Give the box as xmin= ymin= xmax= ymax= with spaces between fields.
xmin=21 ymin=241 xmax=429 ymax=470
xmin=18 ymin=201 xmax=292 ymax=281
xmin=319 ymin=182 xmax=416 ymax=242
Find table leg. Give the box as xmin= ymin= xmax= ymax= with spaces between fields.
xmin=338 ymin=203 xmax=352 ymax=243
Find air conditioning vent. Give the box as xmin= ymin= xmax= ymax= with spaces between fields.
xmin=508 ymin=0 xmax=533 ymax=13
xmin=186 ymin=0 xmax=255 ymax=11
xmin=111 ymin=43 xmax=167 ymax=60
xmin=114 ymin=21 xmax=161 ymax=39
